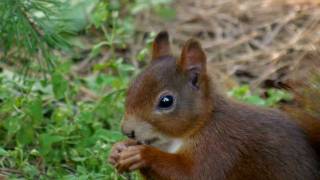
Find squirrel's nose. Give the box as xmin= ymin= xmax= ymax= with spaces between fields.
xmin=123 ymin=130 xmax=135 ymax=139
xmin=121 ymin=125 xmax=136 ymax=139
xmin=121 ymin=116 xmax=136 ymax=139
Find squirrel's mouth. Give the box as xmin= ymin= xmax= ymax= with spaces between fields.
xmin=142 ymin=137 xmax=160 ymax=145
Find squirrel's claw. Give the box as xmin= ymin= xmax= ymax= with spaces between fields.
xmin=116 ymin=145 xmax=149 ymax=173
xmin=108 ymin=139 xmax=140 ymax=166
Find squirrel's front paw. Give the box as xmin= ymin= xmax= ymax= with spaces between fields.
xmin=108 ymin=139 xmax=138 ymax=166
xmin=116 ymin=145 xmax=151 ymax=173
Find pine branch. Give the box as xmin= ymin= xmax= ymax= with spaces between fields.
xmin=0 ymin=0 xmax=73 ymax=74
xmin=20 ymin=6 xmax=45 ymax=38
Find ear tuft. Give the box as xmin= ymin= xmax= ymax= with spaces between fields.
xmin=178 ymin=39 xmax=206 ymax=72
xmin=152 ymin=31 xmax=171 ymax=60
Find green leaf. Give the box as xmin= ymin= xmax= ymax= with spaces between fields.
xmin=4 ymin=116 xmax=21 ymax=135
xmin=94 ymin=129 xmax=124 ymax=142
xmin=26 ymin=98 xmax=43 ymax=125
xmin=52 ymin=72 xmax=68 ymax=99
xmin=40 ymin=134 xmax=65 ymax=155
xmin=22 ymin=164 xmax=40 ymax=177
xmin=0 ymin=99 xmax=15 ymax=114
xmin=76 ymin=111 xmax=94 ymax=124
xmin=72 ymin=156 xmax=87 ymax=162
xmin=90 ymin=1 xmax=109 ymax=28
xmin=228 ymin=85 xmax=250 ymax=99
xmin=0 ymin=147 xmax=8 ymax=156
xmin=266 ymin=89 xmax=293 ymax=106
xmin=137 ymin=48 xmax=149 ymax=62
xmin=52 ymin=107 xmax=70 ymax=123
xmin=17 ymin=124 xmax=35 ymax=145
xmin=244 ymin=95 xmax=266 ymax=106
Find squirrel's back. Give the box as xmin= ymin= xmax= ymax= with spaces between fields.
xmin=192 ymin=96 xmax=320 ymax=179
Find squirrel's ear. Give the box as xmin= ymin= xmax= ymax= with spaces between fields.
xmin=152 ymin=31 xmax=171 ymax=60
xmin=178 ymin=39 xmax=206 ymax=73
xmin=178 ymin=39 xmax=206 ymax=89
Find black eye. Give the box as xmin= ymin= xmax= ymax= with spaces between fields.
xmin=158 ymin=95 xmax=174 ymax=109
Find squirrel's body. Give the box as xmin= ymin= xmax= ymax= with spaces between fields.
xmin=179 ymin=97 xmax=318 ymax=180
xmin=109 ymin=32 xmax=320 ymax=180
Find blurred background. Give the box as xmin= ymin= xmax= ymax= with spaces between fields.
xmin=0 ymin=0 xmax=319 ymax=179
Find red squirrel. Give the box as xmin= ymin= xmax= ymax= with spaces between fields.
xmin=108 ymin=31 xmax=320 ymax=179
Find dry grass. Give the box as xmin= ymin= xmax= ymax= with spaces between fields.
xmin=135 ymin=0 xmax=320 ymax=90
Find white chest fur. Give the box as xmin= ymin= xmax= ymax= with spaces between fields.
xmin=153 ymin=138 xmax=184 ymax=153
xmin=167 ymin=139 xmax=183 ymax=153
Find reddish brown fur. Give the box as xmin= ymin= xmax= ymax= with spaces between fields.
xmin=152 ymin=31 xmax=171 ymax=60
xmin=283 ymin=77 xmax=320 ymax=159
xmin=109 ymin=31 xmax=320 ymax=180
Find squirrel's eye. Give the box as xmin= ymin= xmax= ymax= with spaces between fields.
xmin=158 ymin=95 xmax=174 ymax=109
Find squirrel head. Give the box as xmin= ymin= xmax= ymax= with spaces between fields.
xmin=121 ymin=31 xmax=213 ymax=151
